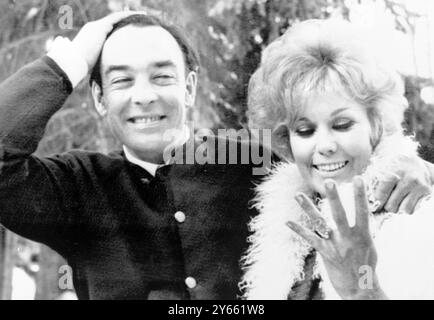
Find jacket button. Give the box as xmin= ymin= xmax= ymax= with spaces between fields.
xmin=174 ymin=211 xmax=186 ymax=223
xmin=185 ymin=277 xmax=197 ymax=289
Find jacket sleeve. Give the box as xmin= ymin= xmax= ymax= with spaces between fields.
xmin=0 ymin=56 xmax=83 ymax=252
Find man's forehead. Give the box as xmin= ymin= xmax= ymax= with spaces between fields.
xmin=101 ymin=25 xmax=185 ymax=69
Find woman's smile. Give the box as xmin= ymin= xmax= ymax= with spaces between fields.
xmin=312 ymin=160 xmax=350 ymax=179
xmin=313 ymin=160 xmax=349 ymax=172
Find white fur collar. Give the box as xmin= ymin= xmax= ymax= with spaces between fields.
xmin=239 ymin=134 xmax=421 ymax=299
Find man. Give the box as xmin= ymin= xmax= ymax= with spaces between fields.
xmin=0 ymin=12 xmax=432 ymax=300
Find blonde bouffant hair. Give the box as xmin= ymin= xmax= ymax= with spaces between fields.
xmin=247 ymin=19 xmax=408 ymax=160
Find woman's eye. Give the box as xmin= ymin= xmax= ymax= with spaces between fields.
xmin=333 ymin=120 xmax=354 ymax=131
xmin=295 ymin=127 xmax=315 ymax=137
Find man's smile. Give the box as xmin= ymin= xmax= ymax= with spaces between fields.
xmin=126 ymin=115 xmax=167 ymax=128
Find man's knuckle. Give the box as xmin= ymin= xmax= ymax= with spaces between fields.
xmin=400 ymin=178 xmax=415 ymax=190
xmin=385 ymin=203 xmax=394 ymax=212
xmin=404 ymin=202 xmax=414 ymax=213
xmin=394 ymin=168 xmax=405 ymax=178
xmin=420 ymin=185 xmax=431 ymax=194
xmin=374 ymin=186 xmax=386 ymax=197
xmin=84 ymin=21 xmax=95 ymax=28
xmin=377 ymin=181 xmax=392 ymax=193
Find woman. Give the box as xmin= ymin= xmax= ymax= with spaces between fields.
xmin=240 ymin=19 xmax=434 ymax=299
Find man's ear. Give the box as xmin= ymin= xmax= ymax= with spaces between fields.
xmin=91 ymin=81 xmax=107 ymax=117
xmin=185 ymin=71 xmax=197 ymax=109
xmin=272 ymin=123 xmax=293 ymax=161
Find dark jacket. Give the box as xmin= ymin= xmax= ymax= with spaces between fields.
xmin=0 ymin=57 xmax=272 ymax=299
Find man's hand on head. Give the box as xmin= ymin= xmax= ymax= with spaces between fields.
xmin=373 ymin=155 xmax=433 ymax=215
xmin=72 ymin=11 xmax=147 ymax=71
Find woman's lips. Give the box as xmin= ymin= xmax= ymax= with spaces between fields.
xmin=313 ymin=160 xmax=349 ymax=173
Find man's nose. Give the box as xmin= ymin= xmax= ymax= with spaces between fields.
xmin=315 ymin=131 xmax=338 ymax=156
xmin=130 ymin=78 xmax=158 ymax=106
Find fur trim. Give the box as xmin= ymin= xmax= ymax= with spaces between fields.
xmin=240 ymin=134 xmax=434 ymax=299
xmin=239 ymin=163 xmax=315 ymax=299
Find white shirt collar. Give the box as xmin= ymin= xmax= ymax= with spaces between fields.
xmin=123 ymin=146 xmax=160 ymax=176
xmin=123 ymin=125 xmax=190 ymax=177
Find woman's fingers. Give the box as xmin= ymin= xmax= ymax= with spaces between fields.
xmin=286 ymin=221 xmax=324 ymax=251
xmin=324 ymin=180 xmax=350 ymax=234
xmin=294 ymin=193 xmax=330 ymax=238
xmin=353 ymin=176 xmax=370 ymax=231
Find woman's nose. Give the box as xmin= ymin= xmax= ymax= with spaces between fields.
xmin=315 ymin=132 xmax=338 ymax=156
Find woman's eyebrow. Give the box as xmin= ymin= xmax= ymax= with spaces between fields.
xmin=296 ymin=117 xmax=308 ymax=122
xmin=331 ymin=107 xmax=349 ymax=116
xmin=294 ymin=116 xmax=312 ymax=123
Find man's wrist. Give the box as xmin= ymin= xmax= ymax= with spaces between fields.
xmin=423 ymin=160 xmax=434 ymax=186
xmin=46 ymin=36 xmax=89 ymax=88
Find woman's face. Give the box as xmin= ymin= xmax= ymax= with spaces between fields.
xmin=289 ymin=92 xmax=373 ymax=196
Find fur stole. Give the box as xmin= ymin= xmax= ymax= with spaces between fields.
xmin=240 ymin=134 xmax=434 ymax=299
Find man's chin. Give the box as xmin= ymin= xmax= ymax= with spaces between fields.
xmin=125 ymin=140 xmax=170 ymax=159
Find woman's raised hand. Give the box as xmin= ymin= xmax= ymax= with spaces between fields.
xmin=287 ymin=177 xmax=387 ymax=300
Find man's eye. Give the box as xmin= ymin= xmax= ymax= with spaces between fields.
xmin=112 ymin=77 xmax=131 ymax=84
xmin=333 ymin=120 xmax=354 ymax=131
xmin=155 ymin=74 xmax=173 ymax=79
xmin=153 ymin=74 xmax=176 ymax=85
xmin=154 ymin=74 xmax=175 ymax=80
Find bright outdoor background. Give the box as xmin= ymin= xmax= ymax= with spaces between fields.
xmin=0 ymin=0 xmax=433 ymax=299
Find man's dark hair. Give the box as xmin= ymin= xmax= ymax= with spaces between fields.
xmin=89 ymin=14 xmax=200 ymax=88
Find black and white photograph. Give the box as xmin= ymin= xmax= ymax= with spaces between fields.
xmin=1 ymin=0 xmax=434 ymax=305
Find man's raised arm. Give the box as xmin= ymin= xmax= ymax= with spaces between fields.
xmin=0 ymin=11 xmax=139 ymax=249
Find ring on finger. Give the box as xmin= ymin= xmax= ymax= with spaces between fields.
xmin=312 ymin=218 xmax=332 ymax=240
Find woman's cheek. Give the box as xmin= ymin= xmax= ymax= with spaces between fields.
xmin=290 ymin=136 xmax=314 ymax=167
xmin=339 ymin=130 xmax=372 ymax=171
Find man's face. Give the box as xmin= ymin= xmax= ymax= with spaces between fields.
xmin=92 ymin=25 xmax=196 ymax=162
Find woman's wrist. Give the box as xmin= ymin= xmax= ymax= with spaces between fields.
xmin=349 ymin=287 xmax=387 ymax=300
xmin=345 ymin=277 xmax=388 ymax=300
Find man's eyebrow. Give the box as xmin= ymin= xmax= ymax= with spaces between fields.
xmin=152 ymin=60 xmax=177 ymax=69
xmin=104 ymin=65 xmax=131 ymax=76
xmin=104 ymin=61 xmax=176 ymax=76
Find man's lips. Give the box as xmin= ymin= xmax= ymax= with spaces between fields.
xmin=127 ymin=115 xmax=167 ymax=125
